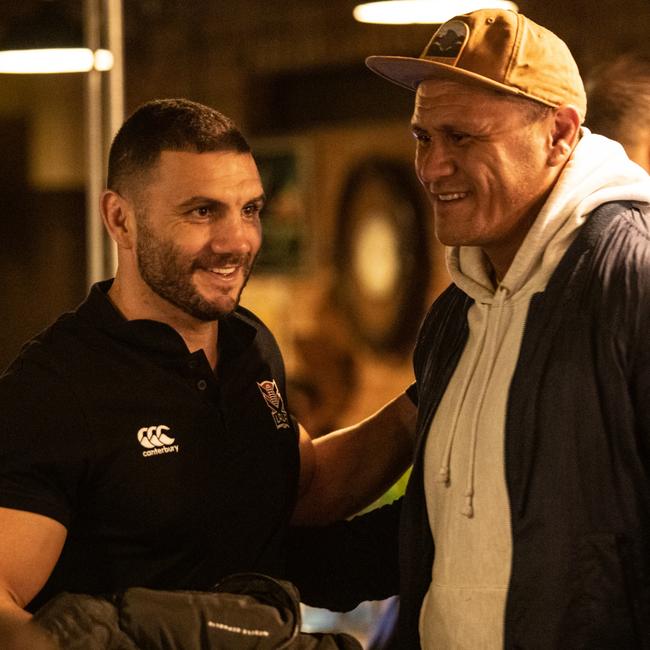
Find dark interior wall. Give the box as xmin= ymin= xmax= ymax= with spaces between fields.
xmin=120 ymin=0 xmax=650 ymax=131
xmin=0 ymin=120 xmax=85 ymax=370
xmin=246 ymin=65 xmax=416 ymax=134
xmin=0 ymin=0 xmax=648 ymax=373
xmin=0 ymin=105 xmax=86 ymax=370
xmin=0 ymin=190 xmax=85 ymax=369
xmin=526 ymin=0 xmax=650 ymax=70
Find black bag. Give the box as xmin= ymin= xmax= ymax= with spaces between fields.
xmin=33 ymin=573 xmax=362 ymax=649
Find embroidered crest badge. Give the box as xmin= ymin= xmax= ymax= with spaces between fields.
xmin=257 ymin=379 xmax=290 ymax=430
xmin=423 ymin=20 xmax=469 ymax=61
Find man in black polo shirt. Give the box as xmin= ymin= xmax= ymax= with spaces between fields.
xmin=0 ymin=99 xmax=414 ymax=647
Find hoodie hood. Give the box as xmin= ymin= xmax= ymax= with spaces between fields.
xmin=447 ymin=130 xmax=650 ymax=302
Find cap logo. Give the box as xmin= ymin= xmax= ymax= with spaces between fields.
xmin=423 ymin=20 xmax=468 ymax=62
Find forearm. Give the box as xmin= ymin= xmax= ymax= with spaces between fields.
xmin=0 ymin=510 xmax=66 ymax=649
xmin=292 ymin=391 xmax=416 ymax=525
xmin=0 ymin=599 xmax=56 ymax=650
xmin=287 ymin=500 xmax=401 ymax=610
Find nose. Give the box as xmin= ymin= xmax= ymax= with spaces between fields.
xmin=416 ymin=138 xmax=456 ymax=186
xmin=209 ymin=210 xmax=254 ymax=256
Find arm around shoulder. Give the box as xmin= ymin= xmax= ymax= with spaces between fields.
xmin=286 ymin=499 xmax=402 ymax=611
xmin=292 ymin=390 xmax=416 ymax=525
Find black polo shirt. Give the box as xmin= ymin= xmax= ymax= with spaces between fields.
xmin=0 ymin=281 xmax=300 ymax=611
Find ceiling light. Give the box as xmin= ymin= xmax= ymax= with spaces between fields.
xmin=0 ymin=2 xmax=113 ymax=73
xmin=353 ymin=0 xmax=519 ymax=25
xmin=0 ymin=48 xmax=113 ymax=74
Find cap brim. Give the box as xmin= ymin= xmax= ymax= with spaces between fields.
xmin=365 ymin=54 xmax=559 ymax=109
xmin=366 ymin=55 xmax=446 ymax=91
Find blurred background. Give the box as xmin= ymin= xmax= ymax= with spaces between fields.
xmin=0 ymin=0 xmax=648 ymax=645
xmin=1 ymin=0 xmax=649 ymax=434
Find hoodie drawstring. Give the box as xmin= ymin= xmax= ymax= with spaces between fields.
xmin=438 ymin=286 xmax=509 ymax=518
xmin=460 ymin=286 xmax=508 ymax=518
xmin=437 ymin=304 xmax=490 ymax=486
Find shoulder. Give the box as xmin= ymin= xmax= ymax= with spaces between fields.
xmin=232 ymin=304 xmax=270 ymax=332
xmin=412 ymin=283 xmax=471 ymax=377
xmin=0 ymin=307 xmax=99 ymax=430
xmin=2 ymin=311 xmax=79 ymax=380
xmin=584 ymin=202 xmax=650 ymax=285
xmin=416 ymin=284 xmax=472 ymax=347
xmin=227 ymin=306 xmax=287 ymax=378
xmin=616 ymin=201 xmax=650 ymax=234
xmin=231 ymin=306 xmax=281 ymax=351
xmin=552 ymin=201 xmax=650 ymax=297
xmin=568 ymin=202 xmax=650 ymax=358
xmin=0 ymin=324 xmax=87 ymax=461
xmin=589 ymin=201 xmax=650 ymax=251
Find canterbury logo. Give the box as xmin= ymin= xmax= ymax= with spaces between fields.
xmin=137 ymin=425 xmax=180 ymax=457
xmin=257 ymin=380 xmax=290 ymax=430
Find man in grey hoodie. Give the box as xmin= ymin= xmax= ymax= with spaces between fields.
xmin=359 ymin=7 xmax=650 ymax=649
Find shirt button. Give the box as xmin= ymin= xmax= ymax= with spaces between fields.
xmin=197 ymin=379 xmax=208 ymax=391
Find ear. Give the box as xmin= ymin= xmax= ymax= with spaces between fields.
xmin=101 ymin=190 xmax=136 ymax=249
xmin=547 ymin=105 xmax=581 ymax=167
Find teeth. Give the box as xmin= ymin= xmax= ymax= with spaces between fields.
xmin=210 ymin=267 xmax=237 ymax=276
xmin=437 ymin=192 xmax=467 ymax=201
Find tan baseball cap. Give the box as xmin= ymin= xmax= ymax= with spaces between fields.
xmin=366 ymin=9 xmax=586 ymax=123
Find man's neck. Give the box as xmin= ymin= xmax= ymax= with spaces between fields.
xmin=108 ymin=276 xmax=219 ymax=370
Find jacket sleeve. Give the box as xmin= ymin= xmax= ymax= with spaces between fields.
xmin=284 ymin=500 xmax=401 ymax=611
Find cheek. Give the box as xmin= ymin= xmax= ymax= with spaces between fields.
xmin=178 ymin=238 xmax=209 ymax=261
xmin=511 ymin=150 xmax=549 ymax=198
xmin=470 ymin=162 xmax=503 ymax=203
xmin=486 ymin=151 xmax=535 ymax=197
xmin=413 ymin=148 xmax=427 ymax=182
xmin=250 ymin=223 xmax=262 ymax=252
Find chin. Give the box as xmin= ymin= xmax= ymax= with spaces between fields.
xmin=211 ymin=294 xmax=241 ymax=317
xmin=436 ymin=232 xmax=468 ymax=247
xmin=435 ymin=224 xmax=486 ymax=247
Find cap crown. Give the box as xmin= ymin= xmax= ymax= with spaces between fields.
xmin=366 ymin=9 xmax=587 ymax=122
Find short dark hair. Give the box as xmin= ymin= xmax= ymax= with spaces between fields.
xmin=496 ymin=91 xmax=554 ymax=124
xmin=586 ymin=53 xmax=650 ymax=146
xmin=107 ymin=98 xmax=251 ymax=194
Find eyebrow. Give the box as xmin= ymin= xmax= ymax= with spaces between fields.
xmin=176 ymin=193 xmax=267 ymax=211
xmin=411 ymin=123 xmax=429 ymax=135
xmin=248 ymin=193 xmax=267 ymax=207
xmin=411 ymin=122 xmax=476 ymax=136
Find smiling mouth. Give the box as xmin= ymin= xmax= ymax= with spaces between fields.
xmin=204 ymin=265 xmax=240 ymax=280
xmin=436 ymin=192 xmax=468 ymax=201
xmin=195 ymin=253 xmax=252 ymax=284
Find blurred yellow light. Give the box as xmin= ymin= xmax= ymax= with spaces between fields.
xmin=353 ymin=0 xmax=519 ymax=24
xmin=0 ymin=48 xmax=113 ymax=74
xmin=93 ymin=49 xmax=114 ymax=71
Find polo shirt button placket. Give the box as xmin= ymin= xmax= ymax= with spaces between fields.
xmin=197 ymin=379 xmax=208 ymax=391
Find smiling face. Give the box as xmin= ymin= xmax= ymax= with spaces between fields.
xmin=412 ymin=79 xmax=559 ymax=276
xmin=130 ymin=149 xmax=264 ymax=322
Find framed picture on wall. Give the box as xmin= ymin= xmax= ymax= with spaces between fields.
xmin=334 ymin=156 xmax=431 ymax=353
xmin=251 ymin=137 xmax=313 ymax=274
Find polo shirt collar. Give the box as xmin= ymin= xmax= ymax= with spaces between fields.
xmin=77 ymin=280 xmax=257 ymax=362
